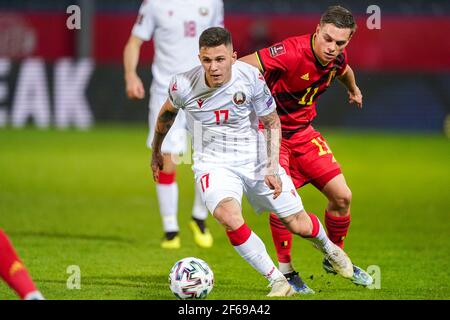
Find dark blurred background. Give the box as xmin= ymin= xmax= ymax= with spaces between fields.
xmin=0 ymin=0 xmax=449 ymax=133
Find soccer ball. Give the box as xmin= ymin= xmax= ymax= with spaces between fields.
xmin=168 ymin=257 xmax=214 ymax=299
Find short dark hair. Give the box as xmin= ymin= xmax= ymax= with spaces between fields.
xmin=199 ymin=27 xmax=232 ymax=49
xmin=320 ymin=5 xmax=357 ymax=33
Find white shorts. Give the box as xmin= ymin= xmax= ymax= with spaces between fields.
xmin=147 ymin=91 xmax=188 ymax=154
xmin=195 ymin=166 xmax=304 ymax=219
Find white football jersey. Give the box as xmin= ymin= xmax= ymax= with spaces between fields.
xmin=132 ymin=0 xmax=224 ymax=94
xmin=168 ymin=61 xmax=277 ymax=178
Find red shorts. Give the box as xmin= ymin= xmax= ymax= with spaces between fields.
xmin=280 ymin=126 xmax=341 ymax=190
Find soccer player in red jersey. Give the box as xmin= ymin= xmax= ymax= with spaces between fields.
xmin=240 ymin=5 xmax=372 ymax=292
xmin=0 ymin=229 xmax=44 ymax=299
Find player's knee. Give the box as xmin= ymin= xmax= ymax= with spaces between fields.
xmin=332 ymin=188 xmax=352 ymax=210
xmin=341 ymin=188 xmax=352 ymax=208
xmin=213 ymin=198 xmax=243 ymax=230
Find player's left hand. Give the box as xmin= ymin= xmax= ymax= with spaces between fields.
xmin=265 ymin=174 xmax=282 ymax=199
xmin=348 ymin=86 xmax=363 ymax=109
xmin=151 ymin=151 xmax=164 ymax=182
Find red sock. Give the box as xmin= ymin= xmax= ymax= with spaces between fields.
xmin=269 ymin=213 xmax=292 ymax=263
xmin=324 ymin=211 xmax=351 ymax=249
xmin=0 ymin=230 xmax=38 ymax=299
xmin=226 ymin=223 xmax=252 ymax=246
xmin=158 ymin=171 xmax=176 ymax=184
xmin=307 ymin=213 xmax=320 ymax=238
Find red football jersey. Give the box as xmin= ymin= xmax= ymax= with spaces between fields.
xmin=257 ymin=34 xmax=348 ymax=136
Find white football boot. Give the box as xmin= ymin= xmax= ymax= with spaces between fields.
xmin=267 ymin=277 xmax=295 ymax=297
xmin=323 ymin=243 xmax=354 ymax=279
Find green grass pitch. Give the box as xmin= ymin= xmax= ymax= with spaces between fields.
xmin=0 ymin=125 xmax=449 ymax=300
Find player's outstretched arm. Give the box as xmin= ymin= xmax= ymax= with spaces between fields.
xmin=123 ymin=35 xmax=145 ymax=99
xmin=337 ymin=65 xmax=363 ymax=108
xmin=259 ymin=110 xmax=282 ymax=199
xmin=151 ymin=99 xmax=179 ymax=181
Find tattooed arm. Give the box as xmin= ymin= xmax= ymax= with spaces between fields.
xmin=259 ymin=110 xmax=281 ymax=173
xmin=259 ymin=110 xmax=282 ymax=199
xmin=151 ymin=99 xmax=179 ymax=181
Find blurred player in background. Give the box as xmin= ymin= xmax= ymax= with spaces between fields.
xmin=0 ymin=229 xmax=44 ymax=300
xmin=123 ymin=0 xmax=224 ymax=249
xmin=152 ymin=27 xmax=355 ymax=296
xmin=240 ymin=5 xmax=373 ymax=291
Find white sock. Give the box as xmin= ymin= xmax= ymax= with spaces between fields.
xmin=156 ymin=182 xmax=179 ymax=232
xmin=192 ymin=183 xmax=208 ymax=220
xmin=24 ymin=291 xmax=45 ymax=300
xmin=233 ymin=232 xmax=284 ymax=282
xmin=306 ymin=217 xmax=334 ymax=254
xmin=278 ymin=262 xmax=295 ymax=274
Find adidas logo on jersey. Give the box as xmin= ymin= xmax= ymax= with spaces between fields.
xmin=301 ymin=73 xmax=310 ymax=81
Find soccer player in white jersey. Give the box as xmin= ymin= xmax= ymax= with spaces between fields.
xmin=151 ymin=27 xmax=355 ymax=296
xmin=124 ymin=0 xmax=224 ymax=249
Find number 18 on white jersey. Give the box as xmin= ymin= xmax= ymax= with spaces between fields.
xmin=132 ymin=0 xmax=224 ymax=94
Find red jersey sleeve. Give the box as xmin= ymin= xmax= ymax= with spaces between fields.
xmin=256 ymin=37 xmax=300 ymax=73
xmin=335 ymin=48 xmax=349 ymax=76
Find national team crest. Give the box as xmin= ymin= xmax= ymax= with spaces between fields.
xmin=232 ymin=91 xmax=246 ymax=106
xmin=199 ymin=7 xmax=209 ymax=16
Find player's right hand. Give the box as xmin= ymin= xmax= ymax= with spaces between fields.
xmin=151 ymin=151 xmax=164 ymax=182
xmin=265 ymin=174 xmax=282 ymax=199
xmin=125 ymin=74 xmax=145 ymax=99
xmin=348 ymin=86 xmax=363 ymax=109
